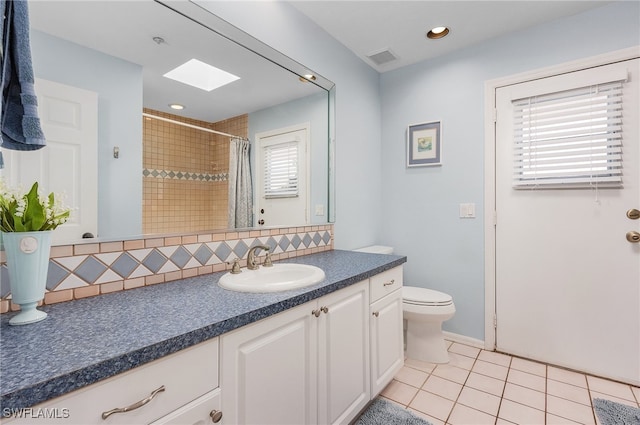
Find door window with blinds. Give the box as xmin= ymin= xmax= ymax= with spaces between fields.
xmin=262 ymin=141 xmax=300 ymax=198
xmin=512 ymin=73 xmax=627 ymax=189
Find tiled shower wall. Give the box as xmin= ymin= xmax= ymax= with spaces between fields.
xmin=0 ymin=225 xmax=333 ymax=314
xmin=142 ymin=109 xmax=248 ymax=233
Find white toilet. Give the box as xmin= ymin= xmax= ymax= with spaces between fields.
xmin=403 ymin=286 xmax=455 ymax=364
xmin=355 ymin=245 xmax=456 ymax=364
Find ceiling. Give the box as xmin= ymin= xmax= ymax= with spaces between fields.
xmin=289 ymin=1 xmax=613 ymax=73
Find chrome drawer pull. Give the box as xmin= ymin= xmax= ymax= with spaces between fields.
xmin=101 ymin=385 xmax=165 ymax=419
xmin=383 ymin=279 xmax=396 ymax=287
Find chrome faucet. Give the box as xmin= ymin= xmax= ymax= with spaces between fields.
xmin=247 ymin=244 xmax=270 ymax=270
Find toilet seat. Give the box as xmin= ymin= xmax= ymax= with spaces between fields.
xmin=403 ymin=286 xmax=453 ymax=307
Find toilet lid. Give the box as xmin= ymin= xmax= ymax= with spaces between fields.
xmin=403 ymin=286 xmax=453 ymax=306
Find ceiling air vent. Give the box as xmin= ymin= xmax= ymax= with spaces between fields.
xmin=366 ymin=49 xmax=398 ymax=66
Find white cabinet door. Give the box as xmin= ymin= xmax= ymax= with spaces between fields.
xmin=317 ymin=281 xmax=370 ymax=425
xmin=220 ymin=281 xmax=370 ymax=425
xmin=370 ymin=289 xmax=404 ymax=397
xmin=220 ymin=302 xmax=318 ymax=425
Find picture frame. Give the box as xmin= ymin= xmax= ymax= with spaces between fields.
xmin=407 ymin=121 xmax=442 ymax=167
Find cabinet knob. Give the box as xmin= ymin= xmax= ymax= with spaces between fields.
xmin=312 ymin=307 xmax=329 ymax=317
xmin=372 ymin=311 xmax=379 ymax=317
xmin=210 ymin=409 xmax=223 ymax=423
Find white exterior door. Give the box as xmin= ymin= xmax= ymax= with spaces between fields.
xmin=494 ymin=58 xmax=640 ymax=385
xmin=1 ymin=78 xmax=98 ymax=244
xmin=255 ymin=125 xmax=309 ymax=227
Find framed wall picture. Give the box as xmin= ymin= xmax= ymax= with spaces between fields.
xmin=407 ymin=121 xmax=441 ymax=167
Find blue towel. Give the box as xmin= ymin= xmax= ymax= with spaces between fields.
xmin=0 ymin=0 xmax=46 ymax=169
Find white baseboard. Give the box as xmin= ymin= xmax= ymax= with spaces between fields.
xmin=443 ymin=331 xmax=486 ymax=349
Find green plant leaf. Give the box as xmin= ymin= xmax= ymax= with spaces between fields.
xmin=24 ymin=182 xmax=46 ymax=231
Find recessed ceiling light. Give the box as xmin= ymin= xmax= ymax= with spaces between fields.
xmin=427 ymin=26 xmax=450 ymax=40
xmin=164 ymin=59 xmax=240 ymax=92
xmin=169 ymin=103 xmax=185 ymax=110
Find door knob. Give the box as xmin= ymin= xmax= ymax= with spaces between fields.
xmin=627 ymin=209 xmax=640 ymax=220
xmin=626 ymin=231 xmax=640 ymax=243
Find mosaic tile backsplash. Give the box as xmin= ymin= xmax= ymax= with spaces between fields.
xmin=0 ymin=225 xmax=333 ymax=314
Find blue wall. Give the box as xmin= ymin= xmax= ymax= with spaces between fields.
xmin=30 ymin=31 xmax=143 ymax=240
xmin=379 ymin=1 xmax=640 ymax=340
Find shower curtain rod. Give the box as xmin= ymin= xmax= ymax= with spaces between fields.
xmin=142 ymin=112 xmax=247 ymax=140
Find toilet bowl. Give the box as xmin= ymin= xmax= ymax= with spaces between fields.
xmin=403 ymin=286 xmax=455 ymax=364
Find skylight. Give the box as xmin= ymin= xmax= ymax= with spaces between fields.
xmin=163 ymin=59 xmax=240 ymax=92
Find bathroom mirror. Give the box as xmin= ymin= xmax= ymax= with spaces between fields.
xmin=10 ymin=0 xmax=334 ymax=245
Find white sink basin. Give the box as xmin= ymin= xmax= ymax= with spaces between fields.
xmin=218 ymin=263 xmax=326 ymax=293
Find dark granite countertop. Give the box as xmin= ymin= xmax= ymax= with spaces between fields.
xmin=0 ymin=249 xmax=406 ymax=410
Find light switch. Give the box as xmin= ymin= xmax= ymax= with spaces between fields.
xmin=459 ymin=203 xmax=476 ymax=218
xmin=315 ymin=204 xmax=325 ymax=216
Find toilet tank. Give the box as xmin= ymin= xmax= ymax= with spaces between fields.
xmin=354 ymin=245 xmax=394 ymax=254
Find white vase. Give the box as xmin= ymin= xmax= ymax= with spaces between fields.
xmin=2 ymin=231 xmax=52 ymax=325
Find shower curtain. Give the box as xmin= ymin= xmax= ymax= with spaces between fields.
xmin=228 ymin=137 xmax=253 ymax=228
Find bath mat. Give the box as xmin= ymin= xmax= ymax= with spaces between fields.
xmin=354 ymin=397 xmax=433 ymax=425
xmin=593 ymin=398 xmax=640 ymax=425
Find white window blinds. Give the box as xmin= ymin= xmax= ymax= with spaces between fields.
xmin=263 ymin=141 xmax=299 ymax=198
xmin=512 ymin=79 xmax=625 ymax=188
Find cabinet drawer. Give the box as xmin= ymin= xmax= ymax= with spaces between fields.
xmin=7 ymin=338 xmax=219 ymax=425
xmin=150 ymin=388 xmax=221 ymax=425
xmin=370 ymin=266 xmax=402 ymax=303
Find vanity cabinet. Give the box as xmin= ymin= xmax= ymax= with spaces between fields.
xmin=2 ymin=263 xmax=405 ymax=425
xmin=220 ymin=280 xmax=370 ymax=425
xmin=4 ymin=338 xmax=219 ymax=425
xmin=369 ymin=267 xmax=404 ymax=396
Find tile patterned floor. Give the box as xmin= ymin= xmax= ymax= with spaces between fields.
xmin=380 ymin=340 xmax=640 ymax=425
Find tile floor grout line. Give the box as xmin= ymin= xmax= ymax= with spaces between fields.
xmin=544 ymin=362 xmax=548 ymax=425
xmin=444 ymin=355 xmax=476 ymax=425
xmin=585 ymin=376 xmax=599 ymax=425
xmin=494 ymin=353 xmax=513 ymax=425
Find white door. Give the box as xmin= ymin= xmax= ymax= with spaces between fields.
xmin=1 ymin=79 xmax=98 ymax=244
xmin=255 ymin=125 xmax=309 ymax=227
xmin=495 ymin=59 xmax=640 ymax=385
